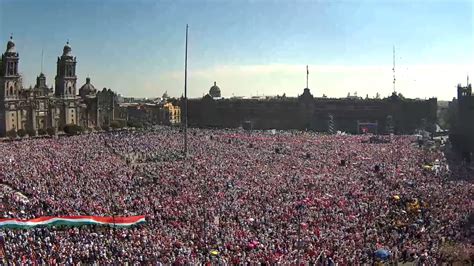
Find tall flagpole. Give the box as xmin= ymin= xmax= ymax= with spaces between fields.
xmin=184 ymin=24 xmax=189 ymax=157
xmin=41 ymin=49 xmax=44 ymax=73
xmin=306 ymin=65 xmax=309 ymax=88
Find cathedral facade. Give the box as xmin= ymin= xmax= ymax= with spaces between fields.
xmin=0 ymin=37 xmax=117 ymax=136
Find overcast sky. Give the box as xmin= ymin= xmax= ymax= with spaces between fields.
xmin=0 ymin=0 xmax=473 ymax=100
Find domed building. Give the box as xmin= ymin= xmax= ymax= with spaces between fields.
xmin=77 ymin=77 xmax=118 ymax=129
xmin=79 ymin=77 xmax=97 ymax=98
xmin=6 ymin=36 xmax=16 ymax=54
xmin=78 ymin=77 xmax=98 ymax=128
xmin=209 ymin=81 xmax=221 ymax=98
xmin=62 ymin=41 xmax=72 ymax=57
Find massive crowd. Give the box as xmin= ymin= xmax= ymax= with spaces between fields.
xmin=0 ymin=127 xmax=472 ymax=264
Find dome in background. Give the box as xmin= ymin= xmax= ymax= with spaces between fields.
xmin=6 ymin=36 xmax=16 ymax=53
xmin=79 ymin=77 xmax=97 ymax=97
xmin=209 ymin=81 xmax=221 ymax=98
xmin=63 ymin=41 xmax=72 ymax=56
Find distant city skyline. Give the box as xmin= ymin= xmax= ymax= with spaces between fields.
xmin=0 ymin=0 xmax=472 ymax=100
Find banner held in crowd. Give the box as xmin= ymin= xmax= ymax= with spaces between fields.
xmin=0 ymin=215 xmax=145 ymax=229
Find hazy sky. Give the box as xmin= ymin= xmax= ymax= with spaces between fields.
xmin=0 ymin=0 xmax=472 ymax=100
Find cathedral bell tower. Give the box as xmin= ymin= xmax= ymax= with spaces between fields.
xmin=0 ymin=35 xmax=23 ymax=135
xmin=54 ymin=41 xmax=79 ymax=127
xmin=0 ymin=35 xmax=21 ymax=100
xmin=55 ymin=41 xmax=77 ymax=98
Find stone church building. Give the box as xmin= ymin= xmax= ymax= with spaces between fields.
xmin=0 ymin=37 xmax=117 ymax=136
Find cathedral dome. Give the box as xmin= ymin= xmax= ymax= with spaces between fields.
xmin=6 ymin=36 xmax=16 ymax=53
xmin=79 ymin=77 xmax=97 ymax=97
xmin=63 ymin=41 xmax=72 ymax=56
xmin=209 ymin=81 xmax=221 ymax=98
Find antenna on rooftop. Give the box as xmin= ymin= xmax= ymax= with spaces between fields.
xmin=392 ymin=45 xmax=396 ymax=93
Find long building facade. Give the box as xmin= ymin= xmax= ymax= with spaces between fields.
xmin=0 ymin=37 xmax=117 ymax=136
xmin=186 ymin=83 xmax=437 ymax=135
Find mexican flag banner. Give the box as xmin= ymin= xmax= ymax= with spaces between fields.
xmin=0 ymin=215 xmax=145 ymax=229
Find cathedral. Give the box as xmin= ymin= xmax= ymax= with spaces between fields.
xmin=0 ymin=36 xmax=117 ymax=136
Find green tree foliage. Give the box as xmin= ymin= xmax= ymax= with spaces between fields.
xmin=27 ymin=129 xmax=37 ymax=137
xmin=6 ymin=129 xmax=17 ymax=139
xmin=46 ymin=127 xmax=56 ymax=136
xmin=110 ymin=120 xmax=122 ymax=129
xmin=38 ymin=128 xmax=47 ymax=136
xmin=63 ymin=124 xmax=84 ymax=136
xmin=127 ymin=120 xmax=143 ymax=128
xmin=17 ymin=129 xmax=26 ymax=138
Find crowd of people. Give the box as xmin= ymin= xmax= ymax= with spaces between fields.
xmin=0 ymin=127 xmax=472 ymax=264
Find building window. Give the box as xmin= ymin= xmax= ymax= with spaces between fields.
xmin=8 ymin=62 xmax=14 ymax=75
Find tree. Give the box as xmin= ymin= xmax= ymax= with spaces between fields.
xmin=38 ymin=128 xmax=47 ymax=136
xmin=17 ymin=129 xmax=26 ymax=138
xmin=27 ymin=129 xmax=37 ymax=137
xmin=110 ymin=120 xmax=121 ymax=129
xmin=127 ymin=120 xmax=143 ymax=128
xmin=63 ymin=124 xmax=83 ymax=136
xmin=46 ymin=127 xmax=56 ymax=136
xmin=6 ymin=129 xmax=17 ymax=139
xmin=119 ymin=120 xmax=127 ymax=128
